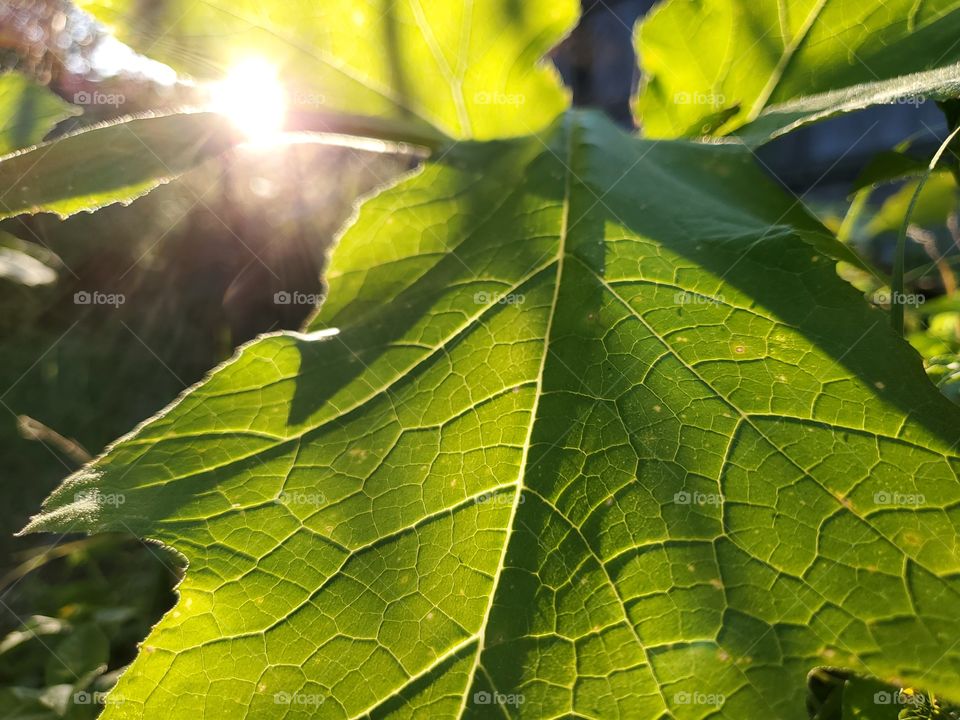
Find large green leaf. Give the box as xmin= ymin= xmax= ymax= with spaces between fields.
xmin=637 ymin=0 xmax=960 ymax=144
xmin=0 ymin=112 xmax=235 ymax=221
xmin=0 ymin=73 xmax=79 ymax=155
xmin=25 ymin=110 xmax=960 ymax=718
xmin=78 ymin=0 xmax=576 ymax=140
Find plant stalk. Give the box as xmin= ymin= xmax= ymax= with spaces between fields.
xmin=892 ymin=124 xmax=960 ymax=335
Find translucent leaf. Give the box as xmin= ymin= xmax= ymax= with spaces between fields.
xmin=0 ymin=113 xmax=236 ymax=221
xmin=77 ymin=0 xmax=577 ymax=140
xmin=0 ymin=73 xmax=79 ymax=154
xmin=26 ymin=110 xmax=960 ymax=719
xmin=637 ymin=0 xmax=960 ymax=145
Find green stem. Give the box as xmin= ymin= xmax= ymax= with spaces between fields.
xmin=837 ymin=188 xmax=869 ymax=244
xmin=283 ymin=109 xmax=449 ymax=154
xmin=892 ymin=125 xmax=960 ymax=335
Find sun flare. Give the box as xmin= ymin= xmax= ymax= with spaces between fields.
xmin=210 ymin=58 xmax=286 ymax=141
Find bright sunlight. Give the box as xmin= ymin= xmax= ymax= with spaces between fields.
xmin=210 ymin=58 xmax=286 ymax=141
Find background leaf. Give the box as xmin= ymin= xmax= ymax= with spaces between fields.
xmin=0 ymin=232 xmax=60 ymax=287
xmin=636 ymin=0 xmax=960 ymax=144
xmin=0 ymin=112 xmax=236 ymax=221
xmin=78 ymin=0 xmax=578 ymax=140
xmin=865 ymin=172 xmax=959 ymax=236
xmin=0 ymin=73 xmax=80 ymax=155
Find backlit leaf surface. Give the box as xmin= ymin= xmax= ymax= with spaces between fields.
xmin=0 ymin=113 xmax=235 ymax=221
xmin=637 ymin=0 xmax=960 ymax=145
xmin=26 ymin=110 xmax=960 ymax=719
xmin=77 ymin=0 xmax=577 ymax=140
xmin=0 ymin=73 xmax=79 ymax=155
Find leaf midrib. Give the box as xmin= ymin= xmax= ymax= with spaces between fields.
xmin=450 ymin=113 xmax=579 ymax=719
xmin=744 ymin=0 xmax=829 ymax=124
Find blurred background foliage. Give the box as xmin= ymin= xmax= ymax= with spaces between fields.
xmin=0 ymin=1 xmax=959 ymax=718
xmin=0 ymin=1 xmax=410 ymax=715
